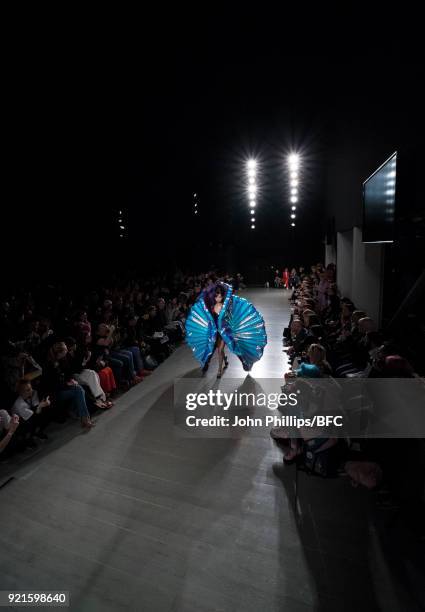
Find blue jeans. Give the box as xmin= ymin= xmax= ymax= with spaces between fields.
xmin=110 ymin=350 xmax=135 ymax=380
xmin=57 ymin=385 xmax=90 ymax=419
xmin=126 ymin=346 xmax=143 ymax=372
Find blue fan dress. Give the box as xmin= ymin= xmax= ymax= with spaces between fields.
xmin=185 ymin=283 xmax=267 ymax=371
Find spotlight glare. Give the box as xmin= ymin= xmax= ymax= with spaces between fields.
xmin=251 ymin=225 xmax=255 ymax=229
xmin=249 ymin=177 xmax=256 ymax=185
xmin=291 ymin=214 xmax=296 ymax=219
xmin=247 ymin=159 xmax=257 ymax=169
xmin=290 ymin=171 xmax=298 ymax=179
xmin=290 ymin=179 xmax=299 ymax=187
xmin=119 ymin=225 xmax=125 ymax=229
xmin=291 ymin=222 xmax=295 ymax=227
xmin=248 ymin=185 xmax=257 ymax=195
xmin=290 ymin=196 xmax=298 ymax=204
xmin=250 ymin=210 xmax=255 ymax=215
xmin=250 ymin=202 xmax=256 ymax=208
xmin=290 ymin=188 xmax=298 ymax=196
xmin=288 ymin=153 xmax=300 ymax=169
xmin=291 ymin=206 xmax=296 ymax=211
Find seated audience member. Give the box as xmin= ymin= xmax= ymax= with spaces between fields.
xmin=40 ymin=341 xmax=95 ymax=429
xmin=305 ymin=343 xmax=333 ymax=377
xmin=11 ymin=380 xmax=52 ymax=444
xmin=95 ymin=323 xmax=141 ymax=388
xmin=64 ymin=337 xmax=112 ymax=409
xmin=287 ymin=319 xmax=309 ymax=361
xmin=0 ymin=411 xmax=20 ymax=456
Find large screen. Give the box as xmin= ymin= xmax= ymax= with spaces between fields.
xmin=363 ymin=152 xmax=397 ymax=243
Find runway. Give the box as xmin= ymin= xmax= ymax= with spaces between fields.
xmin=0 ymin=289 xmax=411 ymax=611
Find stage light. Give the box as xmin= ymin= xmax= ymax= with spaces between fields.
xmin=247 ymin=159 xmax=257 ymax=169
xmin=385 ymin=189 xmax=395 ymax=196
xmin=120 ymin=225 xmax=125 ymax=229
xmin=248 ymin=185 xmax=256 ymax=195
xmin=291 ymin=222 xmax=295 ymax=227
xmin=386 ymin=180 xmax=395 ymax=187
xmin=291 ymin=188 xmax=298 ymax=196
xmin=193 ymin=193 xmax=197 ymax=197
xmin=250 ymin=202 xmax=256 ymax=208
xmin=290 ymin=179 xmax=299 ymax=187
xmin=288 ymin=153 xmax=300 ymax=169
xmin=290 ymin=171 xmax=298 ymax=179
xmin=248 ymin=168 xmax=256 ymax=178
xmin=120 ymin=234 xmax=124 ymax=238
xmin=290 ymin=196 xmax=298 ymax=204
xmin=291 ymin=214 xmax=296 ymax=219
xmin=119 ymin=210 xmax=122 ymax=214
xmin=250 ymin=210 xmax=255 ymax=215
xmin=388 ymin=171 xmax=396 ymax=178
xmin=249 ymin=177 xmax=256 ymax=185
xmin=251 ymin=224 xmax=255 ymax=229
xmin=291 ymin=206 xmax=296 ymax=211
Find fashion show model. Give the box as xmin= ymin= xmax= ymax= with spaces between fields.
xmin=185 ymin=282 xmax=267 ymax=378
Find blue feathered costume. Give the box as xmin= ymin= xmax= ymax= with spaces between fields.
xmin=185 ymin=282 xmax=267 ymax=371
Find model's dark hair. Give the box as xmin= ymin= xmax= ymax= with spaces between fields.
xmin=203 ymin=282 xmax=227 ymax=312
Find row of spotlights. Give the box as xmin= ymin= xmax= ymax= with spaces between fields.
xmin=247 ymin=159 xmax=257 ymax=229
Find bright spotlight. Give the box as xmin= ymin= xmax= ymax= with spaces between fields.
xmin=248 ymin=185 xmax=257 ymax=195
xmin=288 ymin=153 xmax=300 ymax=168
xmin=248 ymin=168 xmax=256 ymax=178
xmin=247 ymin=159 xmax=257 ymax=169
xmin=251 ymin=225 xmax=255 ymax=229
xmin=290 ymin=171 xmax=298 ymax=179
xmin=290 ymin=188 xmax=298 ymax=196
xmin=290 ymin=196 xmax=298 ymax=204
xmin=291 ymin=206 xmax=296 ymax=211
xmin=250 ymin=210 xmax=255 ymax=215
xmin=291 ymin=222 xmax=295 ymax=227
xmin=249 ymin=202 xmax=256 ymax=208
xmin=119 ymin=225 xmax=125 ymax=229
xmin=291 ymin=214 xmax=296 ymax=219
xmin=249 ymin=177 xmax=256 ymax=185
xmin=290 ymin=179 xmax=299 ymax=187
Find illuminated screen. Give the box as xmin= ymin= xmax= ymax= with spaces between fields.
xmin=363 ymin=152 xmax=397 ymax=243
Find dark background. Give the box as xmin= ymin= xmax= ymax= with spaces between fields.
xmin=3 ymin=10 xmax=423 ymax=289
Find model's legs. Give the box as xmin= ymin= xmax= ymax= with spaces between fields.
xmin=217 ymin=338 xmax=225 ymax=377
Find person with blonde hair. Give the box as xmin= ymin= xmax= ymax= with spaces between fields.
xmin=307 ymin=343 xmax=332 ymax=376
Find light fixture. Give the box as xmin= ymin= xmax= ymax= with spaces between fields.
xmin=291 ymin=206 xmax=296 ymax=211
xmin=247 ymin=159 xmax=257 ymax=169
xmin=291 ymin=214 xmax=296 ymax=219
xmin=288 ymin=153 xmax=300 ymax=169
xmin=291 ymin=222 xmax=295 ymax=227
xmin=249 ymin=202 xmax=256 ymax=208
xmin=290 ymin=196 xmax=298 ymax=204
xmin=251 ymin=225 xmax=255 ymax=229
